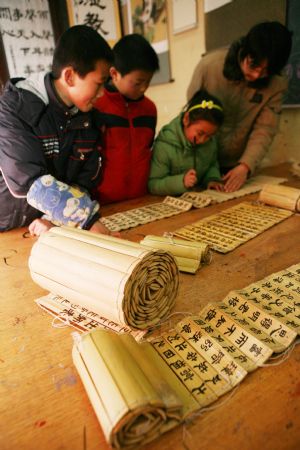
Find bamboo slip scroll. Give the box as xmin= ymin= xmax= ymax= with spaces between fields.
xmin=73 ymin=263 xmax=300 ymax=450
xmin=100 ymin=196 xmax=193 ymax=232
xmin=100 ymin=176 xmax=287 ymax=232
xmin=29 ymin=227 xmax=179 ymax=330
xmin=174 ymin=201 xmax=293 ymax=253
xmin=140 ymin=235 xmax=211 ymax=274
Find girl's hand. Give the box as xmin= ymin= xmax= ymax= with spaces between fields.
xmin=89 ymin=220 xmax=121 ymax=238
xmin=184 ymin=169 xmax=198 ymax=188
xmin=28 ymin=218 xmax=54 ymax=236
xmin=207 ymin=181 xmax=224 ymax=191
xmin=222 ymin=164 xmax=249 ymax=192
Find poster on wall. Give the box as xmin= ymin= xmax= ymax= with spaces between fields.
xmin=172 ymin=0 xmax=197 ymax=35
xmin=0 ymin=0 xmax=55 ymax=79
xmin=67 ymin=0 xmax=122 ymax=47
xmin=124 ymin=0 xmax=172 ymax=85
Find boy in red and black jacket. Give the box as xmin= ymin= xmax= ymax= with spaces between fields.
xmin=93 ymin=34 xmax=159 ymax=204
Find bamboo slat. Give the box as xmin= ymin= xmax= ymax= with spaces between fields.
xmin=29 ymin=227 xmax=179 ymax=330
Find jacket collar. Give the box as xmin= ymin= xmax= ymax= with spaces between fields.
xmin=45 ymin=73 xmax=79 ymax=116
xmin=105 ymin=79 xmax=145 ymax=102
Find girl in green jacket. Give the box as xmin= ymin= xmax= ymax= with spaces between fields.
xmin=148 ymin=90 xmax=224 ymax=196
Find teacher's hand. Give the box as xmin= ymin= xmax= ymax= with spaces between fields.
xmin=222 ymin=163 xmax=249 ymax=192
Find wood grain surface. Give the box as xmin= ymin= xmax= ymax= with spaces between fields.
xmin=1 ymin=163 xmax=299 ymax=450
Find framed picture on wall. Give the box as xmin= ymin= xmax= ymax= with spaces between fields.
xmin=172 ymin=0 xmax=197 ymax=35
xmin=66 ymin=0 xmax=122 ymax=47
xmin=121 ymin=0 xmax=172 ymax=85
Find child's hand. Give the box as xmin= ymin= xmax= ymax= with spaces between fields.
xmin=28 ymin=218 xmax=53 ymax=236
xmin=222 ymin=164 xmax=249 ymax=192
xmin=89 ymin=220 xmax=121 ymax=238
xmin=207 ymin=181 xmax=224 ymax=191
xmin=184 ymin=169 xmax=198 ymax=188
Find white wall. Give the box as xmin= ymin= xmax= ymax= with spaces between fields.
xmin=147 ymin=0 xmax=205 ymax=132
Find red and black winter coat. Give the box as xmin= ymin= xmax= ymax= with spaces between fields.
xmin=93 ymin=84 xmax=157 ymax=204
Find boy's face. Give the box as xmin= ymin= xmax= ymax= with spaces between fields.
xmin=111 ymin=68 xmax=153 ymax=100
xmin=68 ymin=60 xmax=110 ymax=112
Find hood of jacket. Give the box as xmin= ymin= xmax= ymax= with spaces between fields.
xmin=1 ymin=74 xmax=49 ymax=127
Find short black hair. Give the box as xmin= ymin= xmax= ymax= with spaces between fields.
xmin=113 ymin=34 xmax=159 ymax=75
xmin=52 ymin=25 xmax=113 ymax=79
xmin=240 ymin=21 xmax=292 ymax=75
xmin=184 ymin=89 xmax=224 ymax=127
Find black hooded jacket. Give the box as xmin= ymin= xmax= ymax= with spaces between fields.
xmin=0 ymin=73 xmax=102 ymax=230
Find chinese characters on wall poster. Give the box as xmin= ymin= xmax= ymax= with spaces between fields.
xmin=0 ymin=0 xmax=54 ymax=79
xmin=67 ymin=0 xmax=122 ymax=47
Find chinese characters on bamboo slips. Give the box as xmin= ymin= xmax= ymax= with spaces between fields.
xmin=100 ymin=176 xmax=287 ymax=232
xmin=73 ymin=263 xmax=300 ymax=449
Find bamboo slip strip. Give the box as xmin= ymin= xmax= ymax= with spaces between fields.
xmin=174 ymin=201 xmax=293 ymax=253
xmin=73 ymin=263 xmax=300 ymax=450
xmin=29 ymin=226 xmax=179 ymax=330
xmin=100 ymin=176 xmax=286 ymax=232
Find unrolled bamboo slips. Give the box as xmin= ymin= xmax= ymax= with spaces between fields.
xmin=29 ymin=227 xmax=179 ymax=330
xmin=73 ymin=263 xmax=300 ymax=449
xmin=174 ymin=201 xmax=293 ymax=253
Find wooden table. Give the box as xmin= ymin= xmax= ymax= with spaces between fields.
xmin=1 ymin=163 xmax=300 ymax=450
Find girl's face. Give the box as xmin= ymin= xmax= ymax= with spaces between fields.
xmin=182 ymin=112 xmax=218 ymax=145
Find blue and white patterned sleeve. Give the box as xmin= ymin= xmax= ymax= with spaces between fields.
xmin=27 ymin=175 xmax=100 ymax=229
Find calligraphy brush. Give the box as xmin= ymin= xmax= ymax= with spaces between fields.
xmin=193 ymin=137 xmax=197 ymax=172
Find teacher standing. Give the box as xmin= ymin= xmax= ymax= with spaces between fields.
xmin=187 ymin=21 xmax=292 ymax=192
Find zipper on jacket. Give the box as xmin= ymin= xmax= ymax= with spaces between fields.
xmin=92 ymin=156 xmax=102 ymax=180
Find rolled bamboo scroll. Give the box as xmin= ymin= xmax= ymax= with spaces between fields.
xmin=73 ymin=262 xmax=300 ymax=450
xmin=29 ymin=227 xmax=179 ymax=330
xmin=290 ymin=160 xmax=300 ymax=178
xmin=73 ymin=331 xmax=196 ymax=450
xmin=140 ymin=235 xmax=211 ymax=273
xmin=258 ymin=184 xmax=300 ymax=212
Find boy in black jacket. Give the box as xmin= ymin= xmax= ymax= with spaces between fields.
xmin=0 ymin=25 xmax=114 ymax=236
